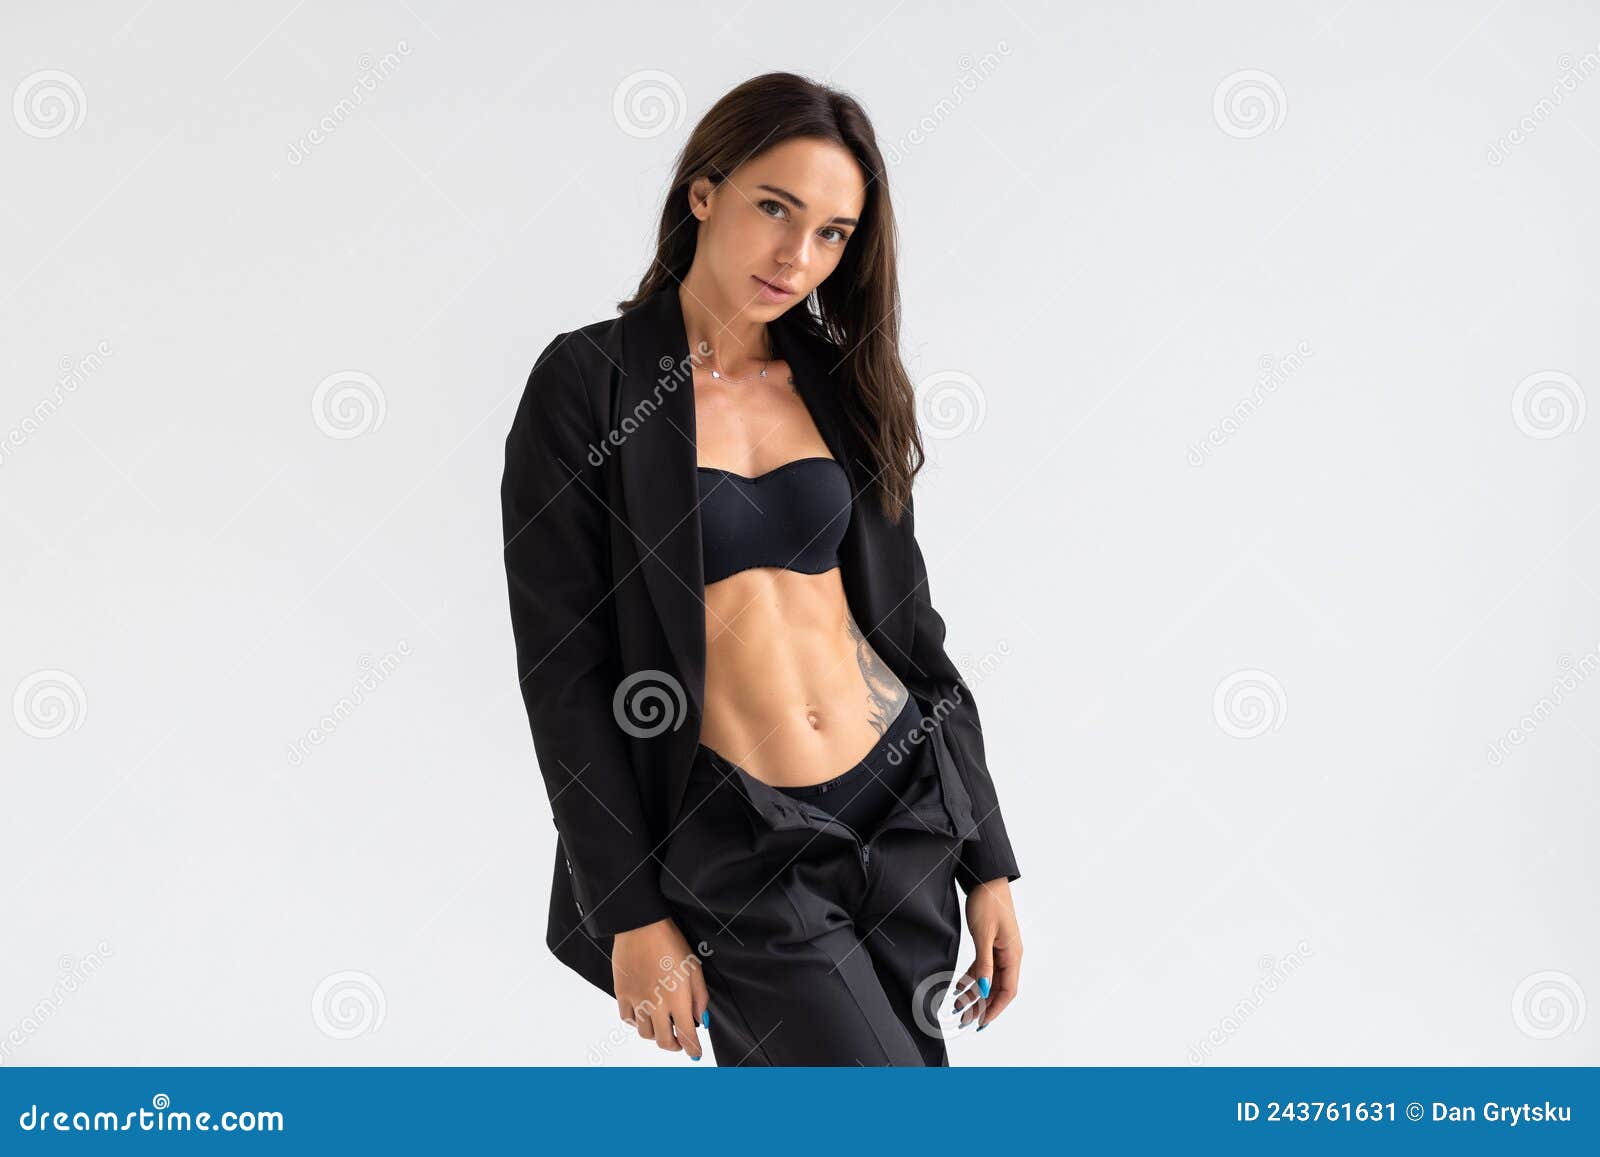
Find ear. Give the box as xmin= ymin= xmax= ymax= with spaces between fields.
xmin=686 ymin=174 xmax=716 ymax=220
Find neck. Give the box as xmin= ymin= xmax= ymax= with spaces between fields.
xmin=676 ymin=271 xmax=772 ymax=373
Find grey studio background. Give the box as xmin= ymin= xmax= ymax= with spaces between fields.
xmin=3 ymin=1 xmax=1596 ymax=1068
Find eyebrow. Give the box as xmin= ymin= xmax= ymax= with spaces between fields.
xmin=755 ymin=184 xmax=859 ymax=227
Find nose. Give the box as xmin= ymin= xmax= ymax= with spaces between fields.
xmin=776 ymin=237 xmax=813 ymax=276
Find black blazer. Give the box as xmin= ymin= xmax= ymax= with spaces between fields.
xmin=500 ymin=283 xmax=1021 ymax=998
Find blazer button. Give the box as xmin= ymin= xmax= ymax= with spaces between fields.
xmin=565 ymin=857 xmax=573 ymax=875
xmin=574 ymin=899 xmax=583 ymax=914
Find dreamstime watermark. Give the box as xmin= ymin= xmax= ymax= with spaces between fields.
xmin=586 ymin=343 xmax=710 ymax=467
xmin=285 ymin=42 xmax=413 ymax=166
xmin=612 ymin=70 xmax=686 ymax=139
xmin=1485 ymin=644 xmax=1600 ymax=766
xmin=954 ymin=638 xmax=1014 ymax=689
xmin=17 ymin=1093 xmax=285 ymax=1134
xmin=585 ymin=943 xmax=716 ymax=1064
xmin=310 ymin=969 xmax=386 ymax=1040
xmin=910 ymin=967 xmax=985 ymax=1041
xmin=612 ymin=669 xmax=688 ymax=738
xmin=13 ymin=69 xmax=86 ymax=138
xmin=285 ymin=642 xmax=412 ymax=766
xmin=1511 ymin=970 xmax=1586 ymax=1039
xmin=882 ymin=641 xmax=1014 ymax=768
xmin=1487 ymin=43 xmax=1600 ymax=166
xmin=1186 ymin=940 xmax=1314 ymax=1064
xmin=916 ymin=369 xmax=986 ymax=440
xmin=0 ymin=341 xmax=113 ymax=469
xmin=12 ymin=668 xmax=88 ymax=739
xmin=1212 ymin=668 xmax=1287 ymax=739
xmin=882 ymin=42 xmax=1012 ymax=167
xmin=1187 ymin=341 xmax=1312 ymax=466
xmin=0 ymin=940 xmax=114 ymax=1066
xmin=1213 ymin=69 xmax=1287 ymax=139
xmin=1510 ymin=370 xmax=1585 ymax=439
xmin=311 ymin=370 xmax=386 ymax=439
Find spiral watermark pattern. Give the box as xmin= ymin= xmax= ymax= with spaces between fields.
xmin=612 ymin=669 xmax=687 ymax=738
xmin=910 ymin=968 xmax=977 ymax=1040
xmin=311 ymin=969 xmax=387 ymax=1039
xmin=1212 ymin=668 xmax=1287 ymax=739
xmin=1213 ymin=69 xmax=1287 ymax=139
xmin=916 ymin=369 xmax=986 ymax=439
xmin=13 ymin=669 xmax=88 ymax=739
xmin=1511 ymin=970 xmax=1586 ymax=1040
xmin=13 ymin=70 xmax=87 ymax=139
xmin=1511 ymin=370 xmax=1585 ymax=439
xmin=311 ymin=370 xmax=386 ymax=439
xmin=612 ymin=70 xmax=686 ymax=139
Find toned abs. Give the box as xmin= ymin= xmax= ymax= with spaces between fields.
xmin=695 ymin=361 xmax=910 ymax=787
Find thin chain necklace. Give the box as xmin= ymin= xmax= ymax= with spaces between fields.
xmin=708 ymin=333 xmax=773 ymax=383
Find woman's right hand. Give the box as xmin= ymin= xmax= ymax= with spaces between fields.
xmin=612 ymin=916 xmax=711 ymax=1060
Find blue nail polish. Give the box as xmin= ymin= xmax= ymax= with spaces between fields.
xmin=701 ymin=1009 xmax=711 ymax=1028
xmin=691 ymin=1051 xmax=701 ymax=1061
xmin=978 ymin=976 xmax=991 ymax=998
xmin=976 ymin=1023 xmax=986 ymax=1032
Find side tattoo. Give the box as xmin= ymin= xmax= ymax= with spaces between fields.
xmin=845 ymin=609 xmax=908 ymax=733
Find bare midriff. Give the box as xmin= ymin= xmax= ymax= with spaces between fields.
xmin=698 ymin=565 xmax=910 ymax=789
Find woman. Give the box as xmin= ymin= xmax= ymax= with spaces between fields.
xmin=501 ymin=72 xmax=1022 ymax=1066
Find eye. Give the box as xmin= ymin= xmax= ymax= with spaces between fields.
xmin=819 ymin=226 xmax=847 ymax=244
xmin=758 ymin=199 xmax=788 ymax=219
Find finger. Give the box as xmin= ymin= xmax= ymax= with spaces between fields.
xmin=630 ymin=1004 xmax=654 ymax=1042
xmin=645 ymin=1001 xmax=681 ymax=1052
xmin=950 ymin=967 xmax=986 ymax=1025
xmin=956 ymin=933 xmax=997 ymax=1018
xmin=671 ymin=997 xmax=705 ymax=1061
xmin=977 ymin=940 xmax=1022 ymax=1027
xmin=689 ymin=956 xmax=711 ymax=1034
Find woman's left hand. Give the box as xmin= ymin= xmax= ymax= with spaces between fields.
xmin=954 ymin=877 xmax=1022 ymax=1030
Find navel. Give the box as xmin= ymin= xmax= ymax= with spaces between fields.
xmin=804 ymin=707 xmax=823 ymax=730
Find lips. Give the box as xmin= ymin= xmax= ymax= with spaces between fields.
xmin=754 ymin=275 xmax=795 ymax=294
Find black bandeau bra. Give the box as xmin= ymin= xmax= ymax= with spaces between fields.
xmin=697 ymin=456 xmax=851 ymax=586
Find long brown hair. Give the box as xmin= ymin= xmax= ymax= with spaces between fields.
xmin=618 ymin=71 xmax=921 ymax=523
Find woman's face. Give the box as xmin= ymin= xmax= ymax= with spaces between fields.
xmin=688 ymin=137 xmax=867 ymax=318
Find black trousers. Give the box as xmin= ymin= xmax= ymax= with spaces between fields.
xmin=658 ymin=695 xmax=967 ymax=1066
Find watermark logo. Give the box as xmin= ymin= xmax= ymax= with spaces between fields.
xmin=1212 ymin=668 xmax=1287 ymax=739
xmin=1187 ymin=341 xmax=1313 ymax=466
xmin=0 ymin=341 xmax=113 ymax=469
xmin=1486 ymin=645 xmax=1600 ymax=766
xmin=13 ymin=669 xmax=88 ymax=739
xmin=286 ymin=642 xmax=412 ymax=766
xmin=1510 ymin=969 xmax=1586 ymax=1040
xmin=285 ymin=42 xmax=413 ymax=166
xmin=1487 ymin=43 xmax=1600 ymax=166
xmin=882 ymin=42 xmax=1012 ymax=168
xmin=613 ymin=669 xmax=688 ymax=738
xmin=916 ymin=369 xmax=986 ymax=440
xmin=13 ymin=69 xmax=86 ymax=138
xmin=612 ymin=70 xmax=686 ymax=139
xmin=1213 ymin=70 xmax=1287 ymax=139
xmin=311 ymin=969 xmax=387 ymax=1040
xmin=1187 ymin=940 xmax=1314 ymax=1064
xmin=0 ymin=940 xmax=114 ymax=1066
xmin=312 ymin=370 xmax=386 ymax=439
xmin=1511 ymin=370 xmax=1584 ymax=439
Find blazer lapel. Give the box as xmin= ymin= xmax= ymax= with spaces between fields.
xmin=617 ymin=286 xmax=707 ymax=723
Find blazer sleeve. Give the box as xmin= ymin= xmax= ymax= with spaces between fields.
xmin=500 ymin=331 xmax=673 ymax=939
xmin=903 ymin=493 xmax=1022 ymax=894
